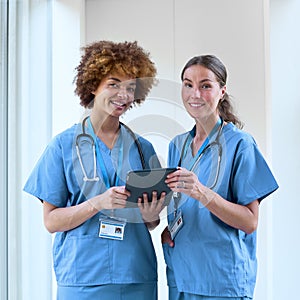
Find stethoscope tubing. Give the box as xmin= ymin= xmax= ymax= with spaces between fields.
xmin=75 ymin=116 xmax=146 ymax=182
xmin=178 ymin=119 xmax=224 ymax=189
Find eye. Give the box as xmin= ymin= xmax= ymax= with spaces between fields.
xmin=108 ymin=83 xmax=120 ymax=89
xmin=126 ymin=86 xmax=136 ymax=93
xmin=200 ymin=84 xmax=211 ymax=90
xmin=183 ymin=82 xmax=193 ymax=88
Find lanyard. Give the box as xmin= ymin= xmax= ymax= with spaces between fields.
xmin=181 ymin=118 xmax=221 ymax=171
xmin=87 ymin=117 xmax=123 ymax=188
xmin=173 ymin=118 xmax=222 ymax=213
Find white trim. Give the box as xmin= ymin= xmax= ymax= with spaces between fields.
xmin=263 ymin=0 xmax=274 ymax=298
xmin=18 ymin=1 xmax=53 ymax=299
xmin=0 ymin=0 xmax=8 ymax=299
xmin=8 ymin=0 xmax=21 ymax=298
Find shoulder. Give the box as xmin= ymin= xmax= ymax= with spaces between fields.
xmin=172 ymin=131 xmax=191 ymax=143
xmin=51 ymin=124 xmax=81 ymax=144
xmin=169 ymin=130 xmax=191 ymax=151
xmin=123 ymin=128 xmax=161 ymax=168
xmin=125 ymin=128 xmax=155 ymax=151
xmin=120 ymin=125 xmax=157 ymax=155
xmin=47 ymin=124 xmax=79 ymax=151
xmin=135 ymin=135 xmax=158 ymax=159
xmin=223 ymin=123 xmax=256 ymax=150
xmin=172 ymin=127 xmax=192 ymax=143
xmin=223 ymin=123 xmax=269 ymax=168
xmin=135 ymin=134 xmax=154 ymax=148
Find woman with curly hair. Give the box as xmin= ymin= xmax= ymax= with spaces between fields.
xmin=24 ymin=40 xmax=164 ymax=300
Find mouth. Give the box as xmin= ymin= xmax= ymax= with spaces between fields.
xmin=189 ymin=102 xmax=204 ymax=108
xmin=111 ymin=100 xmax=128 ymax=109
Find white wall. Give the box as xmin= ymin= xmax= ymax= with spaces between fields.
xmin=270 ymin=0 xmax=300 ymax=298
xmin=52 ymin=0 xmax=86 ymax=135
xmin=85 ymin=0 xmax=270 ymax=161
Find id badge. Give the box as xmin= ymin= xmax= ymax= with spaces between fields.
xmin=168 ymin=210 xmax=183 ymax=240
xmin=99 ymin=217 xmax=126 ymax=241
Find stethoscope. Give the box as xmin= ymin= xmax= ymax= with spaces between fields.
xmin=173 ymin=118 xmax=224 ymax=204
xmin=75 ymin=116 xmax=146 ymax=182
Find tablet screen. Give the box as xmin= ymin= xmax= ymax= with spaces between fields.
xmin=125 ymin=168 xmax=176 ymax=206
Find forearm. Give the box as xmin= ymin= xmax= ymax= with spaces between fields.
xmin=193 ymin=184 xmax=259 ymax=234
xmin=43 ymin=199 xmax=99 ymax=233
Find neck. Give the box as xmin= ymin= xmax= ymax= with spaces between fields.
xmin=90 ymin=112 xmax=120 ymax=136
xmin=89 ymin=112 xmax=120 ymax=149
xmin=194 ymin=115 xmax=219 ymax=139
xmin=191 ymin=116 xmax=220 ymax=156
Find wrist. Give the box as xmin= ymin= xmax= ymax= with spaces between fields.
xmin=88 ymin=197 xmax=102 ymax=212
xmin=144 ymin=218 xmax=160 ymax=230
xmin=195 ymin=183 xmax=216 ymax=207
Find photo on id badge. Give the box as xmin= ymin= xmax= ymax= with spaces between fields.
xmin=99 ymin=217 xmax=126 ymax=240
xmin=169 ymin=211 xmax=183 ymax=240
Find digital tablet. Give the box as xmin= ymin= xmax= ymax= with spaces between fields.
xmin=125 ymin=167 xmax=177 ymax=206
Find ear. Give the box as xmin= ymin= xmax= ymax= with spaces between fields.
xmin=220 ymin=85 xmax=226 ymax=99
xmin=221 ymin=85 xmax=226 ymax=96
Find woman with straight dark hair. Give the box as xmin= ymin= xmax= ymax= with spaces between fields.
xmin=162 ymin=54 xmax=278 ymax=300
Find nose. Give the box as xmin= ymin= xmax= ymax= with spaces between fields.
xmin=191 ymin=88 xmax=201 ymax=99
xmin=117 ymin=86 xmax=129 ymax=99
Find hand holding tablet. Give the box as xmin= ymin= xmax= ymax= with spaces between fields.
xmin=125 ymin=168 xmax=176 ymax=206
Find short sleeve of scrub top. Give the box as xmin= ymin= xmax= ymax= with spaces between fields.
xmin=23 ymin=133 xmax=70 ymax=207
xmin=229 ymin=137 xmax=278 ymax=204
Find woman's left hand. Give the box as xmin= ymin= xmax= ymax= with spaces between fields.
xmin=138 ymin=191 xmax=166 ymax=230
xmin=165 ymin=167 xmax=201 ymax=199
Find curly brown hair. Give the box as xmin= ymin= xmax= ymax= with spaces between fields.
xmin=74 ymin=40 xmax=157 ymax=108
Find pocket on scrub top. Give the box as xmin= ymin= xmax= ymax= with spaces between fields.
xmin=53 ymin=235 xmax=110 ymax=285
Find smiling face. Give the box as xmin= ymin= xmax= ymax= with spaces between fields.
xmin=181 ymin=64 xmax=226 ymax=123
xmin=92 ymin=73 xmax=136 ymax=119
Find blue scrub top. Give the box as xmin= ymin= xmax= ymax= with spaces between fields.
xmin=24 ymin=123 xmax=161 ymax=286
xmin=163 ymin=122 xmax=278 ymax=298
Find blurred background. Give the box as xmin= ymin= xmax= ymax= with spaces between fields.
xmin=0 ymin=0 xmax=299 ymax=299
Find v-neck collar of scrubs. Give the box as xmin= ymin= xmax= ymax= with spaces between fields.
xmin=97 ymin=127 xmax=122 ymax=155
xmin=183 ymin=118 xmax=222 ymax=171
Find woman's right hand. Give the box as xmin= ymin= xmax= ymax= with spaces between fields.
xmin=89 ymin=186 xmax=130 ymax=211
xmin=161 ymin=226 xmax=174 ymax=247
xmin=43 ymin=186 xmax=130 ymax=233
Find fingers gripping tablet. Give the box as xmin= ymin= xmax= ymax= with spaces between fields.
xmin=125 ymin=168 xmax=176 ymax=206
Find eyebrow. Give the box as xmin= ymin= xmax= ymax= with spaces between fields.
xmin=182 ymin=78 xmax=214 ymax=83
xmin=108 ymin=77 xmax=136 ymax=85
